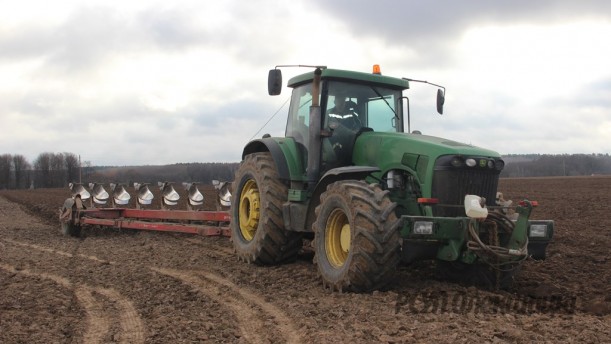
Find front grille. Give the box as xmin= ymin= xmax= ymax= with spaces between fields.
xmin=431 ymin=158 xmax=500 ymax=217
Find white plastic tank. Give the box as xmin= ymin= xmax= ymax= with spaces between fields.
xmin=464 ymin=194 xmax=488 ymax=219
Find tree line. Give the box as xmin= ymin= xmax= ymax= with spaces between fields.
xmin=87 ymin=162 xmax=239 ymax=186
xmin=500 ymin=153 xmax=611 ymax=177
xmin=0 ymin=152 xmax=239 ymax=190
xmin=0 ymin=152 xmax=80 ymax=189
xmin=1 ymin=152 xmax=609 ymax=190
xmin=0 ymin=154 xmax=31 ymax=189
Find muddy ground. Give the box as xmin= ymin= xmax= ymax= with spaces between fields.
xmin=0 ymin=177 xmax=609 ymax=343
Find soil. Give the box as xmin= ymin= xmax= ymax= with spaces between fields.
xmin=1 ymin=177 xmax=610 ymax=343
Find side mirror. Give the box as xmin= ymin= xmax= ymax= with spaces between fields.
xmin=268 ymin=69 xmax=282 ymax=95
xmin=436 ymin=88 xmax=445 ymax=114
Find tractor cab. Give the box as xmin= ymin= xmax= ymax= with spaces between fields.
xmin=281 ymin=68 xmax=409 ymax=174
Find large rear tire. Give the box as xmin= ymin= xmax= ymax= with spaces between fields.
xmin=230 ymin=152 xmax=302 ymax=264
xmin=313 ymin=180 xmax=401 ymax=292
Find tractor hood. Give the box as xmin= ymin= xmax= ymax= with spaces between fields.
xmin=352 ymin=131 xmax=502 ymax=184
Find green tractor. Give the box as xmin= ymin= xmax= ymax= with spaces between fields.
xmin=230 ymin=65 xmax=553 ymax=291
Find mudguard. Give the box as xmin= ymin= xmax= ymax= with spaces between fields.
xmin=242 ymin=137 xmax=305 ymax=182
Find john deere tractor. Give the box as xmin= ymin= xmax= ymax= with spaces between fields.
xmin=230 ymin=65 xmax=553 ymax=291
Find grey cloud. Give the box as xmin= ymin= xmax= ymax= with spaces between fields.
xmin=3 ymin=1 xmax=608 ymax=165
xmin=0 ymin=5 xmax=217 ymax=75
xmin=0 ymin=27 xmax=55 ymax=60
xmin=190 ymin=99 xmax=285 ymax=133
xmin=135 ymin=7 xmax=212 ymax=50
xmin=0 ymin=2 xmax=292 ymax=79
xmin=577 ymin=78 xmax=611 ymax=108
xmin=312 ymin=0 xmax=611 ymax=39
xmin=203 ymin=2 xmax=299 ymax=68
xmin=16 ymin=89 xmax=151 ymax=122
xmin=0 ymin=8 xmax=124 ymax=75
xmin=47 ymin=7 xmax=142 ymax=73
xmin=310 ymin=0 xmax=611 ymax=67
xmin=533 ymin=77 xmax=611 ymax=111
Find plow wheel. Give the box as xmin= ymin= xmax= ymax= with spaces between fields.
xmin=59 ymin=198 xmax=81 ymax=237
xmin=230 ymin=152 xmax=302 ymax=264
xmin=61 ymin=221 xmax=81 ymax=237
xmin=313 ymin=180 xmax=401 ymax=292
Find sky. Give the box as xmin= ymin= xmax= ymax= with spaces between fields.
xmin=1 ymin=0 xmax=610 ymax=166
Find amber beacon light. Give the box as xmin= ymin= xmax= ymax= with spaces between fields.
xmin=372 ymin=64 xmax=381 ymax=74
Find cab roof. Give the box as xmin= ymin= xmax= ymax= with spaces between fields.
xmin=287 ymin=68 xmax=410 ymax=90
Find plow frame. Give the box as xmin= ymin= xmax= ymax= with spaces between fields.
xmin=61 ymin=204 xmax=231 ymax=237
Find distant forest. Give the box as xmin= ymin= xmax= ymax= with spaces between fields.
xmin=0 ymin=152 xmax=609 ymax=190
xmin=0 ymin=152 xmax=238 ymax=190
xmin=87 ymin=162 xmax=239 ymax=186
xmin=500 ymin=153 xmax=611 ymax=177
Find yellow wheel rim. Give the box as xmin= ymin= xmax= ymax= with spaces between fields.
xmin=325 ymin=208 xmax=350 ymax=268
xmin=238 ymin=179 xmax=260 ymax=241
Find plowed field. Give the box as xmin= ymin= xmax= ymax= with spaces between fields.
xmin=1 ymin=177 xmax=610 ymax=343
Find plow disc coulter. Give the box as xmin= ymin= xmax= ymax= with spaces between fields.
xmin=60 ymin=182 xmax=231 ymax=238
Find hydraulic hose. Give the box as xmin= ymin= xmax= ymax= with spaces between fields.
xmin=466 ymin=212 xmax=529 ymax=270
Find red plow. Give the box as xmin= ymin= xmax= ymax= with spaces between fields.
xmin=59 ymin=181 xmax=232 ymax=237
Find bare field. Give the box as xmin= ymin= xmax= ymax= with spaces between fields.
xmin=1 ymin=177 xmax=610 ymax=343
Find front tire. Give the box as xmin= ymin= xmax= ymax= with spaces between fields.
xmin=314 ymin=180 xmax=401 ymax=292
xmin=230 ymin=152 xmax=302 ymax=264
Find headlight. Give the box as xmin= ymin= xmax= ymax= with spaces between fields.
xmin=450 ymin=156 xmax=464 ymax=167
xmin=437 ymin=155 xmax=504 ymax=170
xmin=495 ymin=159 xmax=505 ymax=171
xmin=413 ymin=221 xmax=434 ymax=235
xmin=529 ymin=224 xmax=548 ymax=238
